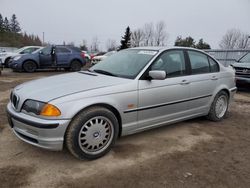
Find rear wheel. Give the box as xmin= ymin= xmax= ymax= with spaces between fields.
xmin=23 ymin=61 xmax=37 ymax=73
xmin=207 ymin=91 xmax=229 ymax=121
xmin=65 ymin=107 xmax=119 ymax=160
xmin=70 ymin=60 xmax=82 ymax=71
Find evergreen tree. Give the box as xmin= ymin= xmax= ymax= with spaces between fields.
xmin=0 ymin=14 xmax=4 ymax=32
xmin=10 ymin=14 xmax=21 ymax=33
xmin=174 ymin=36 xmax=196 ymax=47
xmin=119 ymin=26 xmax=131 ymax=50
xmin=3 ymin=17 xmax=10 ymax=32
xmin=195 ymin=38 xmax=211 ymax=49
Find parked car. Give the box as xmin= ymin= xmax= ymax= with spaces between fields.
xmin=7 ymin=47 xmax=236 ymax=160
xmin=81 ymin=51 xmax=91 ymax=63
xmin=232 ymin=52 xmax=250 ymax=86
xmin=92 ymin=51 xmax=116 ymax=64
xmin=8 ymin=45 xmax=86 ymax=72
xmin=0 ymin=46 xmax=42 ymax=67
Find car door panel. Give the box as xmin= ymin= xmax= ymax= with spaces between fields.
xmin=137 ymin=50 xmax=191 ymax=130
xmin=138 ymin=77 xmax=190 ymax=129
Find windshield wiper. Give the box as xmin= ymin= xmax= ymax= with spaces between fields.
xmin=92 ymin=69 xmax=117 ymax=77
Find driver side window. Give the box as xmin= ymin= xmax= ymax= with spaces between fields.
xmin=151 ymin=50 xmax=186 ymax=78
xmin=41 ymin=47 xmax=52 ymax=55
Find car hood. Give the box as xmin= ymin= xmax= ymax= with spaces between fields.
xmin=14 ymin=71 xmax=130 ymax=102
xmin=233 ymin=63 xmax=250 ymax=69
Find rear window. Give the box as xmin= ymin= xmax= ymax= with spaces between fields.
xmin=188 ymin=51 xmax=210 ymax=74
xmin=209 ymin=57 xmax=219 ymax=72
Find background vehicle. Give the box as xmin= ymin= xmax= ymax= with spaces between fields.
xmin=7 ymin=47 xmax=236 ymax=160
xmin=92 ymin=51 xmax=116 ymax=64
xmin=81 ymin=51 xmax=91 ymax=63
xmin=232 ymin=52 xmax=250 ymax=86
xmin=8 ymin=45 xmax=86 ymax=72
xmin=0 ymin=46 xmax=41 ymax=67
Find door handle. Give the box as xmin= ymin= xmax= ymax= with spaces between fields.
xmin=211 ymin=76 xmax=218 ymax=80
xmin=180 ymin=80 xmax=190 ymax=85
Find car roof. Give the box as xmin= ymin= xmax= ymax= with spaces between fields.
xmin=131 ymin=46 xmax=206 ymax=52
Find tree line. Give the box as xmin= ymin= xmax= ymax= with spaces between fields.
xmin=118 ymin=22 xmax=211 ymax=50
xmin=0 ymin=13 xmax=42 ymax=47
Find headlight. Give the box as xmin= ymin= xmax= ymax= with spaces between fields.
xmin=22 ymin=100 xmax=61 ymax=117
xmin=13 ymin=56 xmax=21 ymax=61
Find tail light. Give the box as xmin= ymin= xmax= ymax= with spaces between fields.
xmin=81 ymin=52 xmax=85 ymax=59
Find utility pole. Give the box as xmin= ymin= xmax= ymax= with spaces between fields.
xmin=42 ymin=32 xmax=45 ymax=46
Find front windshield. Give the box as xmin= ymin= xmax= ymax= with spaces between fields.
xmin=90 ymin=49 xmax=158 ymax=79
xmin=15 ymin=47 xmax=26 ymax=53
xmin=239 ymin=53 xmax=250 ymax=63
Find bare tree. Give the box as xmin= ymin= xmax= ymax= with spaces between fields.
xmin=143 ymin=22 xmax=154 ymax=46
xmin=131 ymin=29 xmax=145 ymax=47
xmin=237 ymin=33 xmax=250 ymax=49
xmin=106 ymin=39 xmax=117 ymax=51
xmin=219 ymin=29 xmax=250 ymax=49
xmin=80 ymin=39 xmax=88 ymax=51
xmin=154 ymin=21 xmax=168 ymax=46
xmin=90 ymin=37 xmax=100 ymax=52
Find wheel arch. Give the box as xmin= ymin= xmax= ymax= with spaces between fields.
xmin=68 ymin=103 xmax=123 ymax=137
xmin=22 ymin=59 xmax=39 ymax=69
xmin=70 ymin=58 xmax=83 ymax=65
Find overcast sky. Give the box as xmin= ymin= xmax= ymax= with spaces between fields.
xmin=0 ymin=0 xmax=250 ymax=50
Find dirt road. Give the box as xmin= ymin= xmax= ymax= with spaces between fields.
xmin=0 ymin=69 xmax=250 ymax=188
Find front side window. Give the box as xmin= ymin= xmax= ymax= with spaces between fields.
xmin=188 ymin=51 xmax=210 ymax=74
xmin=151 ymin=50 xmax=186 ymax=78
xmin=40 ymin=46 xmax=52 ymax=55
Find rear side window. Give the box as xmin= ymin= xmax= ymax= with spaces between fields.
xmin=188 ymin=51 xmax=210 ymax=74
xmin=209 ymin=57 xmax=219 ymax=72
xmin=56 ymin=47 xmax=70 ymax=53
xmin=151 ymin=50 xmax=186 ymax=78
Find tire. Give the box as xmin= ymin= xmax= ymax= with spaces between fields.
xmin=207 ymin=91 xmax=229 ymax=122
xmin=65 ymin=107 xmax=119 ymax=160
xmin=4 ymin=57 xmax=11 ymax=68
xmin=70 ymin=60 xmax=82 ymax=71
xmin=23 ymin=61 xmax=37 ymax=73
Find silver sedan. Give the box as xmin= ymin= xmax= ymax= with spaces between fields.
xmin=7 ymin=47 xmax=236 ymax=160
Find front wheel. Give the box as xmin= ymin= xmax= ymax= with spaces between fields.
xmin=23 ymin=61 xmax=37 ymax=73
xmin=65 ymin=107 xmax=119 ymax=160
xmin=207 ymin=91 xmax=229 ymax=121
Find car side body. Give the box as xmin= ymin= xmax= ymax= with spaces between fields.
xmin=8 ymin=45 xmax=86 ymax=72
xmin=6 ymin=47 xmax=236 ymax=159
xmin=0 ymin=46 xmax=42 ymax=67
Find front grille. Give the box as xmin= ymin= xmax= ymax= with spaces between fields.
xmin=11 ymin=92 xmax=19 ymax=109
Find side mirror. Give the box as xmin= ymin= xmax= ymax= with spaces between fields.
xmin=148 ymin=70 xmax=166 ymax=80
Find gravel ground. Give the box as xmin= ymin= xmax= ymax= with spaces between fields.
xmin=0 ymin=68 xmax=250 ymax=188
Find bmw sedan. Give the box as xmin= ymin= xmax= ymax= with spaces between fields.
xmin=7 ymin=47 xmax=237 ymax=160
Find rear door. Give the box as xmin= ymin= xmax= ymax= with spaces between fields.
xmin=137 ymin=50 xmax=191 ymax=129
xmin=186 ymin=50 xmax=219 ymax=112
xmin=55 ymin=47 xmax=71 ymax=66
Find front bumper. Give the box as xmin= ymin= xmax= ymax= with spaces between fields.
xmin=236 ymin=76 xmax=250 ymax=85
xmin=7 ymin=102 xmax=71 ymax=151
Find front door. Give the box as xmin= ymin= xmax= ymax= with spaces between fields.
xmin=39 ymin=46 xmax=52 ymax=67
xmin=137 ymin=50 xmax=191 ymax=130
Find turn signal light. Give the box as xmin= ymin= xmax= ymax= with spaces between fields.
xmin=40 ymin=104 xmax=61 ymax=117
